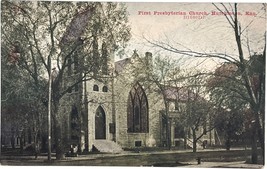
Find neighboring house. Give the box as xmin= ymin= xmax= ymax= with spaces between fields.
xmin=163 ymin=86 xmax=216 ymax=149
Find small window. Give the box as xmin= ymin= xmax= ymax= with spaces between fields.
xmin=93 ymin=85 xmax=99 ymax=91
xmin=135 ymin=141 xmax=142 ymax=147
xmin=102 ymin=86 xmax=108 ymax=92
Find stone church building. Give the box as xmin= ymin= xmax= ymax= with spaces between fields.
xmin=62 ymin=50 xmax=217 ymax=153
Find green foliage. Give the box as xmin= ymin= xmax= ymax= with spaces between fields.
xmin=215 ymin=109 xmax=245 ymax=140
xmin=207 ymin=54 xmax=265 ymax=144
xmin=1 ymin=50 xmax=47 ymax=137
xmin=247 ymin=54 xmax=265 ymax=75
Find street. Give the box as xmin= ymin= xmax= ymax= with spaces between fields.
xmin=0 ymin=148 xmax=264 ymax=168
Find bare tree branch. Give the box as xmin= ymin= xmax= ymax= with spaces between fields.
xmin=212 ymin=3 xmax=235 ymax=29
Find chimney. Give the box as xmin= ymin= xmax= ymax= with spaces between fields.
xmin=144 ymin=52 xmax=153 ymax=72
xmin=145 ymin=52 xmax=152 ymax=65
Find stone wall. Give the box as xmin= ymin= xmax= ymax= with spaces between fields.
xmin=113 ymin=54 xmax=165 ymax=148
xmin=61 ymin=50 xmax=219 ymax=152
xmin=86 ymin=78 xmax=114 ymax=151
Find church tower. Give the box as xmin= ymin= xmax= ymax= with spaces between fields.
xmin=83 ymin=38 xmax=117 ymax=152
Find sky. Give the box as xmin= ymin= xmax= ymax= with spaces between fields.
xmin=118 ymin=2 xmax=266 ymax=71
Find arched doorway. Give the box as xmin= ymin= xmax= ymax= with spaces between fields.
xmin=95 ymin=106 xmax=106 ymax=139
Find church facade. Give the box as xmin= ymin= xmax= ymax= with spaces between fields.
xmin=1 ymin=50 xmax=217 ymax=153
xmin=62 ymin=50 xmax=217 ymax=152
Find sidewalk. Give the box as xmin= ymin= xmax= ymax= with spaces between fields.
xmin=0 ymin=148 xmax=243 ymax=161
xmin=0 ymin=148 xmax=264 ymax=168
xmin=184 ymin=161 xmax=263 ymax=168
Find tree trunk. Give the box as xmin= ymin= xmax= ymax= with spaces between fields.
xmin=164 ymin=100 xmax=171 ymax=150
xmin=258 ymin=127 xmax=264 ymax=163
xmin=250 ymin=106 xmax=263 ymax=164
xmin=192 ymin=129 xmax=197 ymax=153
xmin=225 ymin=137 xmax=231 ymax=151
xmin=52 ymin=100 xmax=64 ymax=160
xmin=255 ymin=110 xmax=264 ymax=163
xmin=232 ymin=4 xmax=262 ymax=164
xmin=167 ymin=119 xmax=171 ymax=150
xmin=19 ymin=130 xmax=24 ymax=153
xmin=55 ymin=122 xmax=64 ymax=160
xmin=251 ymin=121 xmax=258 ymax=164
xmin=11 ymin=136 xmax=15 ymax=149
xmin=184 ymin=130 xmax=187 ymax=150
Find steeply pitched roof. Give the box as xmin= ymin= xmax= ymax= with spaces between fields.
xmin=114 ymin=57 xmax=131 ymax=73
xmin=114 ymin=50 xmax=140 ymax=73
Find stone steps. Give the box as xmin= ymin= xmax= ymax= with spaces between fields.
xmin=93 ymin=140 xmax=123 ymax=153
xmin=187 ymin=139 xmax=203 ymax=149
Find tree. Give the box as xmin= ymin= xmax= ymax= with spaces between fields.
xmin=215 ymin=109 xmax=245 ymax=150
xmin=1 ymin=49 xmax=47 ymax=153
xmin=148 ymin=55 xmax=187 ymax=150
xmin=177 ymin=73 xmax=216 ymax=153
xmin=207 ymin=53 xmax=265 ymax=155
xmin=145 ymin=3 xmax=265 ymax=164
xmin=1 ymin=1 xmax=131 ymax=159
xmin=126 ymin=53 xmax=183 ymax=149
xmin=130 ymin=53 xmax=216 ymax=151
xmin=207 ymin=62 xmax=250 ymax=150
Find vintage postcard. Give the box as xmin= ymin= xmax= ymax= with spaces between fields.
xmin=1 ymin=1 xmax=265 ymax=168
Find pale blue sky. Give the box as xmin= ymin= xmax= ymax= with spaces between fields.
xmin=118 ymin=2 xmax=266 ymax=71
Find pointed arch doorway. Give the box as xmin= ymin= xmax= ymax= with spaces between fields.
xmin=95 ymin=106 xmax=106 ymax=139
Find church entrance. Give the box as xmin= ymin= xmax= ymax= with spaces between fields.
xmin=95 ymin=106 xmax=106 ymax=139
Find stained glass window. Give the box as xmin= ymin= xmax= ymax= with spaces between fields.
xmin=127 ymin=83 xmax=148 ymax=133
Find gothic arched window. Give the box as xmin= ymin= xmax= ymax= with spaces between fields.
xmin=127 ymin=83 xmax=149 ymax=133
